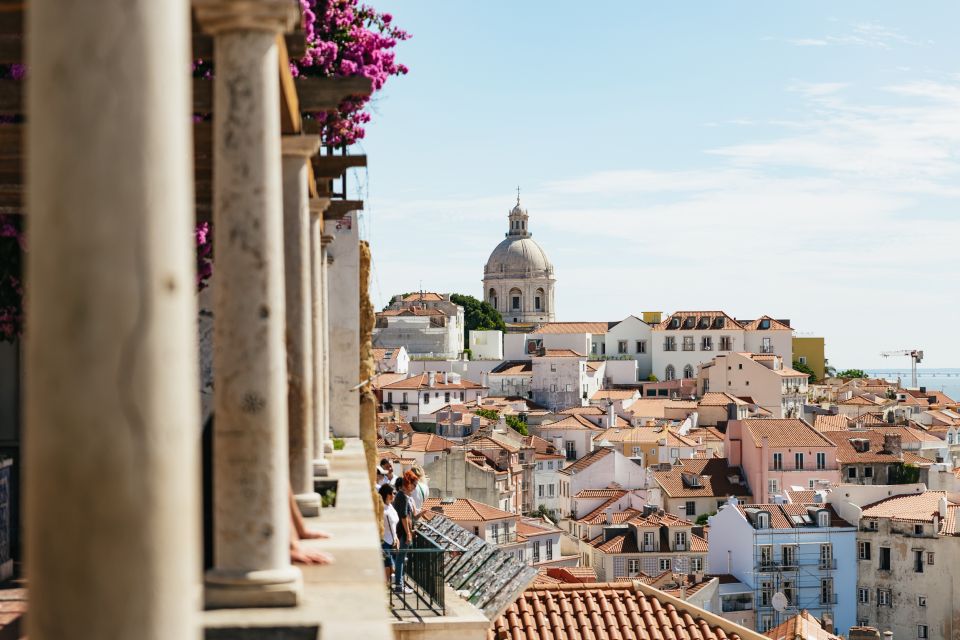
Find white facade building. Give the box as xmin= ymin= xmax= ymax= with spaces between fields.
xmin=373 ymin=292 xmax=465 ymax=358
xmin=603 ymin=315 xmax=654 ymax=380
xmin=482 ymin=196 xmax=556 ymax=323
xmin=469 ymin=329 xmax=503 ymax=360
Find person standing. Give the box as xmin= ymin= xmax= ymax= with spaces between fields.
xmin=409 ymin=465 xmax=428 ymax=523
xmin=392 ymin=473 xmax=417 ymax=594
xmin=379 ymin=483 xmax=399 ymax=587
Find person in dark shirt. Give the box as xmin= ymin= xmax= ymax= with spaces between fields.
xmin=392 ymin=473 xmax=418 ymax=593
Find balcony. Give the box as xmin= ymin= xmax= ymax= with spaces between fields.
xmin=701 ymin=344 xmax=713 ymax=351
xmin=663 ymin=342 xmax=677 ymax=352
xmin=818 ymin=558 xmax=837 ymax=570
xmin=491 ymin=531 xmax=519 ymax=545
xmin=682 ymin=343 xmax=695 ymax=352
xmin=819 ymin=594 xmax=839 ymax=605
xmin=760 ymin=345 xmax=775 ymax=354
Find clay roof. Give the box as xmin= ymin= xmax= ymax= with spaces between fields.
xmin=545 ymin=566 xmax=598 ymax=584
xmin=737 ymin=419 xmax=834 ymax=448
xmin=699 ymin=392 xmax=748 ymax=407
xmin=400 ymin=292 xmax=444 ymax=302
xmin=652 ymin=458 xmax=751 ymax=499
xmin=371 ymin=372 xmax=409 ymax=389
xmin=624 ymin=399 xmax=698 ymax=418
xmin=813 ymin=414 xmax=850 ymax=432
xmin=821 ymin=430 xmax=932 ymax=465
xmin=491 ymin=360 xmax=533 ymax=375
xmin=785 ymin=490 xmax=817 ymax=504
xmin=594 ymin=427 xmax=698 ymax=448
xmin=574 ymin=489 xmax=627 ymax=499
xmin=741 ymin=315 xmax=792 ymax=331
xmin=422 ymin=497 xmax=515 ymax=523
xmin=541 ymin=414 xmax=604 ymax=431
xmin=840 ymin=394 xmax=886 ymax=406
xmin=537 ymin=348 xmax=585 ymax=358
xmin=559 ymin=448 xmax=613 ymax=476
xmin=591 ymin=389 xmax=639 ymax=401
xmin=739 ymin=504 xmax=852 ymax=529
xmin=536 ymin=322 xmax=611 ymax=335
xmin=654 ymin=311 xmax=743 ymax=331
xmin=489 ymin=581 xmax=755 ymax=640
xmin=380 ymin=372 xmax=486 ymax=390
xmin=517 ymin=517 xmax=560 ymax=538
xmin=397 ymin=432 xmax=457 ymax=453
xmin=378 ymin=306 xmax=445 ymax=317
xmin=863 ymin=424 xmax=943 ymax=444
xmin=861 ymin=491 xmax=956 ymax=527
xmin=765 ymin=610 xmax=841 ymax=640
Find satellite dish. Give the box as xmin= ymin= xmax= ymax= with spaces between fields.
xmin=771 ymin=592 xmax=789 ymax=612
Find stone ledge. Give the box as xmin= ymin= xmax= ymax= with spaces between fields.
xmin=203 ymin=438 xmax=393 ymax=640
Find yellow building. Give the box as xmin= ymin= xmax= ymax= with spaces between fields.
xmin=793 ymin=336 xmax=826 ymax=381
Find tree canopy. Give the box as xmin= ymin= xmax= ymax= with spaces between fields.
xmin=836 ymin=369 xmax=868 ymax=379
xmin=449 ymin=293 xmax=506 ymax=344
xmin=791 ymin=360 xmax=817 ymax=383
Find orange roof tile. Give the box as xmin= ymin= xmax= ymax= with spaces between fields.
xmin=559 ymin=448 xmax=613 ymax=476
xmin=822 ymin=430 xmax=932 ymax=465
xmin=737 ymin=419 xmax=834 ymax=448
xmin=541 ymin=414 xmax=604 ymax=431
xmin=400 ymin=292 xmax=444 ymax=302
xmin=699 ymin=392 xmax=749 ymax=407
xmin=397 ymin=432 xmax=457 ymax=453
xmin=652 ymin=458 xmax=751 ymax=499
xmin=380 ymin=372 xmax=486 ymax=390
xmin=654 ymin=311 xmax=743 ymax=331
xmin=535 ymin=322 xmax=611 ymax=335
xmin=765 ymin=610 xmax=841 ymax=640
xmin=741 ymin=315 xmax=792 ymax=331
xmin=813 ymin=414 xmax=850 ymax=432
xmin=861 ymin=491 xmax=954 ymax=525
xmin=489 ymin=582 xmax=753 ymax=640
xmin=537 ymin=348 xmax=586 ymax=358
xmin=422 ymin=497 xmax=515 ymax=522
xmin=560 ymin=405 xmax=605 ymax=415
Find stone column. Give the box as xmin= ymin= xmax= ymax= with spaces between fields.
xmin=282 ymin=137 xmax=321 ymax=515
xmin=195 ymin=0 xmax=302 ymax=608
xmin=310 ymin=201 xmax=331 ymax=477
xmin=328 ymin=210 xmax=362 ymax=437
xmin=25 ymin=0 xmax=200 ymax=638
xmin=320 ymin=232 xmax=335 ymax=456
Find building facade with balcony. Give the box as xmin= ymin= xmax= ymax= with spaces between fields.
xmin=651 ymin=311 xmax=793 ymax=384
xmin=707 ymin=498 xmax=857 ymax=635
xmin=699 ymin=352 xmax=808 ymax=419
xmin=726 ymin=419 xmax=840 ymax=503
xmin=380 ymin=371 xmax=488 ymax=421
xmin=850 ymin=491 xmax=960 ymax=639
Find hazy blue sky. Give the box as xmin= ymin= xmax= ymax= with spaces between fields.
xmin=350 ymin=2 xmax=960 ymax=369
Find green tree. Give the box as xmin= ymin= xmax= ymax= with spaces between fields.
xmin=505 ymin=415 xmax=529 ymax=436
xmin=792 ymin=360 xmax=817 ymax=384
xmin=695 ymin=512 xmax=715 ymax=526
xmin=475 ymin=408 xmax=499 ymax=421
xmin=449 ymin=293 xmax=506 ymax=344
xmin=837 ymin=369 xmax=868 ymax=379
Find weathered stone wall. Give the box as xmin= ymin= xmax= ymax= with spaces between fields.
xmin=359 ymin=241 xmax=382 ymax=536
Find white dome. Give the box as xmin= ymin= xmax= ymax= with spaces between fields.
xmin=484 ymin=236 xmax=553 ymax=278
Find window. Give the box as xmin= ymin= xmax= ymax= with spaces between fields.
xmin=864 ymin=466 xmax=873 ymax=478
xmin=858 ymin=541 xmax=871 ymax=560
xmin=817 ymin=511 xmax=830 ymax=528
xmin=618 ymin=340 xmax=628 ymax=354
xmin=632 ymin=446 xmax=643 ymax=458
xmin=548 ymin=484 xmax=555 ymax=497
xmin=759 ymin=545 xmax=773 ymax=566
xmin=636 ymin=340 xmax=646 ymax=354
xmin=444 ymin=392 xmax=450 ymax=403
xmin=858 ymin=587 xmax=869 ymax=604
xmin=767 ymin=479 xmax=779 ymax=495
xmin=759 ymin=581 xmax=773 ymax=607
xmin=564 ymin=441 xmax=576 ymax=461
xmin=816 ymin=452 xmax=826 ymax=470
xmin=914 ymin=523 xmax=924 ymax=536
xmin=782 ymin=580 xmax=795 ymax=605
xmin=512 ymin=296 xmax=520 ymax=310
xmin=795 ymin=452 xmax=804 ymax=469
xmin=848 ymin=467 xmax=858 ymax=479
xmin=546 ymin=539 xmax=553 ymax=560
xmin=914 ymin=550 xmax=924 ymax=573
xmin=683 ymin=365 xmax=694 ymax=379
xmin=879 ymin=547 xmax=891 ymax=570
xmin=642 ymin=531 xmax=655 ymax=550
xmin=627 ymin=559 xmax=640 ymax=575
xmin=423 ymin=393 xmax=429 ymax=403
xmin=918 ymin=625 xmax=928 ymax=639
xmin=664 ymin=337 xmax=677 ymax=352
xmin=820 ymin=543 xmax=833 ymax=568
xmin=665 ymin=365 xmax=676 ymax=381
xmin=674 ymin=532 xmax=687 ymax=550
xmin=538 ymin=484 xmax=544 ymax=497
xmin=773 ymin=453 xmax=783 ymax=470
xmin=682 ymin=336 xmax=695 ymax=351
xmin=878 ymin=589 xmax=891 ymax=606
xmin=659 ymin=558 xmax=671 ymax=571
xmin=685 ymin=501 xmax=696 ymax=516
xmin=868 ymin=520 xmax=878 ymax=532
xmin=719 ymin=336 xmax=733 ymax=351
xmin=533 ymin=541 xmax=541 ymax=563
xmin=761 ymin=337 xmax=773 ymax=353
xmin=535 ymin=296 xmax=542 ymax=311
xmin=927 ymin=552 xmax=935 ymax=565
xmin=691 ymin=557 xmax=703 ymax=572
xmin=759 ymin=615 xmax=773 ymax=633
xmin=799 ymin=356 xmax=807 ymax=365
xmin=782 ymin=545 xmax=797 ymax=567
xmin=701 ymin=336 xmax=713 ymax=351
xmin=820 ymin=578 xmax=834 ymax=604
xmin=547 ymin=460 xmax=553 ymax=470
xmin=919 ymin=595 xmax=927 ymax=607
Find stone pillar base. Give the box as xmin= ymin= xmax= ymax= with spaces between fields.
xmin=295 ymin=491 xmax=321 ymax=517
xmin=323 ymin=439 xmax=334 ymax=454
xmin=313 ymin=458 xmax=330 ymax=478
xmin=204 ymin=567 xmax=303 ymax=609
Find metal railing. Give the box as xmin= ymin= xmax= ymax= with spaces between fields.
xmin=389 ymin=532 xmax=447 ymax=618
xmin=818 ymin=558 xmax=837 ymax=570
xmin=760 ymin=345 xmax=775 ymax=354
xmin=682 ymin=343 xmax=695 ymax=351
xmin=491 ymin=531 xmax=518 ymax=544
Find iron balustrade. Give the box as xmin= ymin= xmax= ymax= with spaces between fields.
xmin=389 ymin=532 xmax=447 ymax=618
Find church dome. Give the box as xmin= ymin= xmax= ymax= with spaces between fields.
xmin=484 ymin=236 xmax=553 ymax=278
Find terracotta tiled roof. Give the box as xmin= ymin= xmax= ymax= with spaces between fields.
xmin=591 ymin=389 xmax=639 ymax=401
xmin=737 ymin=419 xmax=834 ymax=448
xmin=785 ymin=489 xmax=817 ymax=504
xmin=422 ymin=497 xmax=515 ymax=522
xmin=822 ymin=430 xmax=932 ymax=465
xmin=517 ymin=517 xmax=560 ymax=538
xmin=400 ymin=292 xmax=444 ymax=302
xmin=813 ymin=414 xmax=850 ymax=432
xmin=699 ymin=392 xmax=748 ymax=407
xmin=536 ymin=348 xmax=585 ymax=358
xmin=397 ymin=432 xmax=457 ymax=453
xmin=490 ymin=360 xmax=533 ymax=375
xmin=489 ymin=582 xmax=755 ymax=640
xmin=942 ymin=505 xmax=960 ymax=535
xmin=861 ymin=491 xmax=953 ymax=525
xmin=863 ymin=424 xmax=943 ymax=444
xmin=765 ymin=610 xmax=841 ymax=640
xmin=594 ymin=427 xmax=698 ymax=448
xmin=545 ymin=566 xmax=599 ymax=584
xmin=739 ymin=504 xmax=852 ymax=529
xmin=652 ymin=458 xmax=751 ymax=499
xmin=371 ymin=372 xmax=409 ymax=389
xmin=378 ymin=306 xmax=445 ymax=317
xmin=654 ymin=311 xmax=743 ymax=331
xmin=574 ymin=489 xmax=627 ymax=499
xmin=380 ymin=372 xmax=486 ymax=390
xmin=624 ymin=398 xmax=698 ymax=418
xmin=741 ymin=315 xmax=792 ymax=331
xmin=535 ymin=322 xmax=611 ymax=335
xmin=559 ymin=448 xmax=613 ymax=476
xmin=840 ymin=394 xmax=886 ymax=406
xmin=541 ymin=414 xmax=604 ymax=431
xmin=627 ymin=511 xmax=695 ymax=529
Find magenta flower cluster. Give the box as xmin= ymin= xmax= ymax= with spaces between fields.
xmin=196 ymin=221 xmax=214 ymax=291
xmin=293 ymin=0 xmax=409 ymax=146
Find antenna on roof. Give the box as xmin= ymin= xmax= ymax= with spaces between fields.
xmin=516 ymin=185 xmax=521 ymax=204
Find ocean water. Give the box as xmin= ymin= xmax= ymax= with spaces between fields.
xmin=864 ymin=368 xmax=960 ymax=402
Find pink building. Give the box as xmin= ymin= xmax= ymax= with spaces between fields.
xmin=726 ymin=419 xmax=840 ymax=502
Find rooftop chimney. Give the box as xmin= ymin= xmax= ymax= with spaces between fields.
xmin=882 ymin=433 xmax=902 ymax=459
xmin=443 ymin=371 xmax=449 ymax=385
xmin=606 ymin=403 xmax=616 ymax=429
xmin=428 ymin=372 xmax=436 ymax=388
xmin=883 ymin=631 xmax=894 ymax=640
xmin=940 ymin=496 xmax=949 ymax=519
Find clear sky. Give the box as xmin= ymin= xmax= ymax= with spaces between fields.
xmin=350 ymin=2 xmax=960 ymax=370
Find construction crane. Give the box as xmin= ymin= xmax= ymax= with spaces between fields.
xmin=880 ymin=349 xmax=923 ymax=388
